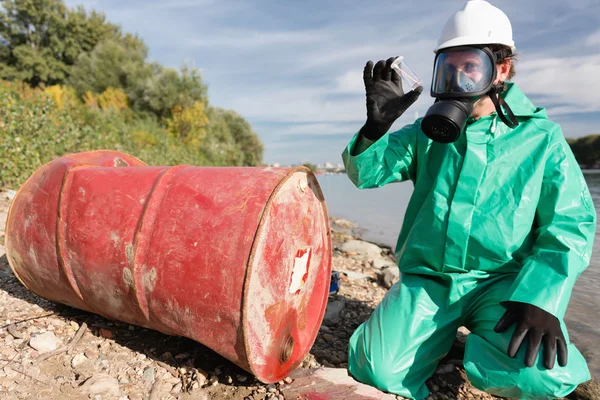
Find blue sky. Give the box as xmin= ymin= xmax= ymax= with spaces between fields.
xmin=65 ymin=0 xmax=600 ymax=166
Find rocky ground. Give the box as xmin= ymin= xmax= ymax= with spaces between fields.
xmin=0 ymin=191 xmax=597 ymax=400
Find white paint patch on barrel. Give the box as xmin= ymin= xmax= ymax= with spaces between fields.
xmin=289 ymin=248 xmax=310 ymax=294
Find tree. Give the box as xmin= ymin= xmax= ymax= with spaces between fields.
xmin=68 ymin=37 xmax=150 ymax=97
xmin=567 ymin=134 xmax=600 ymax=168
xmin=0 ymin=0 xmax=120 ymax=86
xmin=203 ymin=107 xmax=264 ymax=166
xmin=213 ymin=108 xmax=263 ymax=166
xmin=166 ymin=101 xmax=209 ymax=144
xmin=130 ymin=64 xmax=207 ymax=119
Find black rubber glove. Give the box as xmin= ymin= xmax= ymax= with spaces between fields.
xmin=494 ymin=301 xmax=568 ymax=369
xmin=361 ymin=57 xmax=423 ymax=141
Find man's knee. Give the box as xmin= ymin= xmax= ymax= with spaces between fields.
xmin=464 ymin=334 xmax=589 ymax=399
xmin=466 ymin=362 xmax=580 ymax=399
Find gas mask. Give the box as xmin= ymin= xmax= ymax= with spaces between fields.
xmin=421 ymin=46 xmax=519 ymax=143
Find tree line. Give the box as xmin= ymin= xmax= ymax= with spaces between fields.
xmin=0 ymin=0 xmax=263 ymax=188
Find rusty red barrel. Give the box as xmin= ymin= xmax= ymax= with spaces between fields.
xmin=5 ymin=151 xmax=332 ymax=383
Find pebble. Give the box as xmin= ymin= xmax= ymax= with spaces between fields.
xmin=284 ymin=377 xmax=293 ymax=384
xmin=435 ymin=364 xmax=454 ymax=375
xmin=99 ymin=329 xmax=113 ymax=339
xmin=71 ymin=354 xmax=88 ymax=368
xmin=70 ymin=321 xmax=79 ymax=330
xmin=143 ymin=367 xmax=155 ymax=383
xmin=81 ymin=374 xmax=120 ymax=396
xmin=323 ymin=300 xmax=345 ymax=325
xmin=237 ymin=374 xmax=248 ymax=383
xmin=322 ymin=333 xmax=335 ymax=342
xmin=175 ymin=352 xmax=190 ymax=360
xmin=29 ymin=332 xmax=61 ymax=353
xmin=209 ymin=375 xmax=218 ymax=386
xmin=197 ymin=371 xmax=208 ymax=387
xmin=171 ymin=382 xmax=182 ymax=393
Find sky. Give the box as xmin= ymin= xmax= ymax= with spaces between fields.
xmin=65 ymin=0 xmax=600 ymax=166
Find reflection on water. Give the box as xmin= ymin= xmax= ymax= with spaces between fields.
xmin=317 ymin=170 xmax=600 ymax=377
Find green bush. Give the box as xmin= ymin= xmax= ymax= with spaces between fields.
xmin=0 ymin=80 xmax=263 ymax=189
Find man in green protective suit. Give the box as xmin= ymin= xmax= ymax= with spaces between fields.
xmin=342 ymin=1 xmax=597 ymax=399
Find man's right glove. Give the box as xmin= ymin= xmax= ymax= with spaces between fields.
xmin=361 ymin=57 xmax=423 ymax=141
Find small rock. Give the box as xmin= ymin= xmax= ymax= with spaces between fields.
xmin=128 ymin=325 xmax=135 ymax=331
xmin=214 ymin=367 xmax=222 ymax=375
xmin=319 ymin=325 xmax=330 ymax=332
xmin=323 ymin=300 xmax=345 ymax=325
xmin=4 ymin=190 xmax=16 ymax=200
xmin=85 ymin=349 xmax=98 ymax=360
xmin=225 ymin=375 xmax=233 ymax=384
xmin=284 ymin=377 xmax=293 ymax=384
xmin=377 ymin=266 xmax=400 ymax=289
xmin=435 ymin=364 xmax=454 ymax=375
xmin=197 ymin=370 xmax=208 ymax=387
xmin=71 ymin=354 xmax=88 ymax=368
xmin=340 ymin=270 xmax=368 ymax=280
xmin=143 ymin=366 xmax=155 ymax=383
xmin=171 ymin=382 xmax=182 ymax=393
xmin=371 ymin=258 xmax=397 ymax=269
xmin=81 ymin=374 xmax=120 ymax=396
xmin=340 ymin=240 xmax=382 ymax=257
xmin=29 ymin=331 xmax=61 ymax=353
xmin=174 ymin=352 xmax=190 ymax=360
xmin=136 ymin=354 xmax=146 ymax=361
xmin=99 ymin=329 xmax=113 ymax=339
xmin=237 ymin=374 xmax=248 ymax=383
xmin=70 ymin=321 xmax=80 ymax=330
xmin=209 ymin=375 xmax=219 ymax=386
xmin=267 ymin=384 xmax=277 ymax=393
xmin=431 ymin=384 xmax=440 ymax=391
xmin=322 ymin=333 xmax=335 ymax=342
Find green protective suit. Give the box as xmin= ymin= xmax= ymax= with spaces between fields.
xmin=342 ymin=82 xmax=596 ymax=400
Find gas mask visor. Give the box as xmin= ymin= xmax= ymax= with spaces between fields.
xmin=431 ymin=47 xmax=497 ymax=99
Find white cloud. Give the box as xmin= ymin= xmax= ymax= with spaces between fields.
xmin=584 ymin=30 xmax=600 ymax=47
xmin=515 ymin=53 xmax=600 ymax=115
xmin=186 ymin=29 xmax=327 ymax=49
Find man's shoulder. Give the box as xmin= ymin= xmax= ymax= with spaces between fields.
xmin=516 ymin=116 xmax=562 ymax=141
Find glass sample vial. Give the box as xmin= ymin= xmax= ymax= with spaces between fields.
xmin=391 ymin=56 xmax=422 ymax=90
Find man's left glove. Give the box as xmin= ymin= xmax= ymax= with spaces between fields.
xmin=494 ymin=301 xmax=568 ymax=369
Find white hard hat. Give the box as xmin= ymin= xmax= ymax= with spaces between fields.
xmin=434 ymin=0 xmax=515 ymax=53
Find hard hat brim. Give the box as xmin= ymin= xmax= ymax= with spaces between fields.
xmin=435 ymin=36 xmax=516 ymax=53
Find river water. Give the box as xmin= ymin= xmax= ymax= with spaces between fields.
xmin=317 ymin=170 xmax=600 ymax=377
